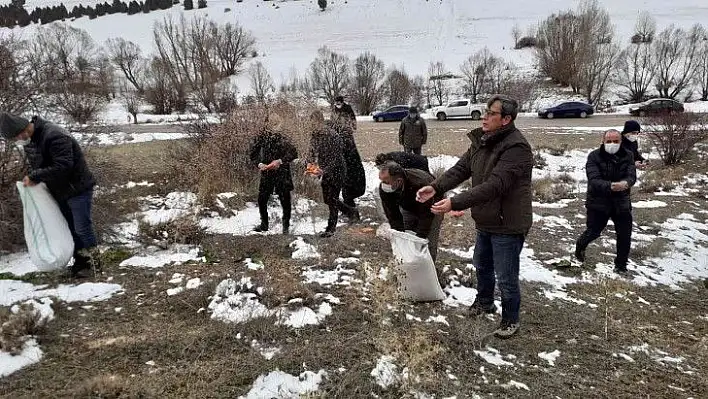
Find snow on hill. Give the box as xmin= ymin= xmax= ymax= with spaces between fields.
xmin=2 ymin=0 xmax=706 ymax=87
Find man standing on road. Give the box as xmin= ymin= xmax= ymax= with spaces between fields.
xmin=399 ymin=106 xmax=428 ymax=155
xmin=0 ymin=112 xmax=100 ymax=278
xmin=575 ymin=129 xmax=636 ymax=274
xmin=250 ymin=112 xmax=298 ymax=235
xmin=333 ymin=95 xmax=357 ymax=131
xmin=621 ymin=120 xmax=648 ymax=169
xmin=415 ymin=95 xmax=534 ymax=339
xmin=378 ymin=161 xmax=444 ymax=262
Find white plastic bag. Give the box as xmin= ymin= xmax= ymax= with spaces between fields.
xmin=16 ymin=182 xmax=74 ymax=271
xmin=389 ymin=229 xmax=445 ymax=302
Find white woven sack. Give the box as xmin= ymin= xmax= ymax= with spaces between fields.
xmin=389 ymin=229 xmax=445 ymax=302
xmin=16 ymin=182 xmax=74 ymax=271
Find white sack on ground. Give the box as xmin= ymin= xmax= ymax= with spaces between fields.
xmin=16 ymin=182 xmax=74 ymax=271
xmin=389 ymin=229 xmax=445 ymax=302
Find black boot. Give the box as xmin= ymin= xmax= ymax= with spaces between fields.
xmin=71 ymin=248 xmax=102 ymax=278
xmin=574 ymin=240 xmax=586 ymax=263
xmin=348 ymin=209 xmax=361 ymax=224
xmin=282 ymin=221 xmax=290 ymax=235
xmin=253 ymin=223 xmax=269 ymax=233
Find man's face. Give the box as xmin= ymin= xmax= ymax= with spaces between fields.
xmin=482 ymin=101 xmax=511 ymax=132
xmin=379 ymin=169 xmax=402 ymax=192
xmin=13 ymin=125 xmax=32 ymax=144
xmin=335 ymin=101 xmax=343 ymax=109
xmin=604 ymin=131 xmax=621 ymax=145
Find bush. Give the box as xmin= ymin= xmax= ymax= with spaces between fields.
xmin=533 ymin=176 xmax=576 ymax=203
xmin=515 ymin=36 xmax=538 ymax=49
xmin=643 ymin=113 xmax=708 ymax=166
xmin=533 ymin=151 xmax=547 ymax=169
xmin=0 ymin=140 xmax=27 ymax=252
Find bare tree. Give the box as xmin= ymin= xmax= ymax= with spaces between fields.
xmin=536 ymin=10 xmax=580 ymax=88
xmin=55 ymin=87 xmax=108 ymax=124
xmin=428 ymin=61 xmax=450 ymax=106
xmin=411 ymin=75 xmax=426 ymax=108
xmin=460 ymin=48 xmax=496 ymax=103
xmin=309 ymin=46 xmax=351 ymax=106
xmin=384 ymin=67 xmax=413 ymax=105
xmin=653 ymin=24 xmax=704 ymax=99
xmin=633 ymin=11 xmax=656 ymax=43
xmin=0 ymin=34 xmax=35 ymax=114
xmin=144 ymin=57 xmax=176 ymax=115
xmin=351 ymin=52 xmax=385 ymax=115
xmin=696 ymin=38 xmax=708 ymax=101
xmin=119 ymin=78 xmax=141 ymax=124
xmin=248 ymin=61 xmax=274 ymax=104
xmin=486 ymin=57 xmax=517 ymax=96
xmin=574 ymin=0 xmax=618 ymax=104
xmin=615 ymin=43 xmax=655 ymax=103
xmin=644 ymin=113 xmax=707 ymax=165
xmin=511 ymin=23 xmax=522 ymax=48
xmin=505 ymin=76 xmax=540 ymax=111
xmin=106 ymin=38 xmax=146 ymax=93
xmin=213 ymin=21 xmax=256 ymax=76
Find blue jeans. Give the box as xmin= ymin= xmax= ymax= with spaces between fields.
xmin=58 ymin=190 xmax=97 ymax=252
xmin=472 ymin=230 xmax=525 ymax=324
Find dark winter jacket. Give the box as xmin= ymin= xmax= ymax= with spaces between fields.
xmin=431 ymin=123 xmax=534 ymax=235
xmin=381 ymin=168 xmax=443 ymax=237
xmin=24 ymin=117 xmax=96 ymax=202
xmin=585 ymin=145 xmax=637 ymax=213
xmin=379 ymin=152 xmax=430 ymax=173
xmin=399 ymin=115 xmax=428 ymax=149
xmin=334 ymin=121 xmax=366 ymax=199
xmin=621 ymin=136 xmax=645 ymax=163
xmin=333 ymin=103 xmax=356 ymax=124
xmin=309 ymin=124 xmax=346 ymax=187
xmin=249 ymin=129 xmax=298 ymax=192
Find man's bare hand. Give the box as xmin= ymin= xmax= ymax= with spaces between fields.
xmin=431 ymin=198 xmax=452 ymax=214
xmin=22 ymin=176 xmax=36 ymax=187
xmin=449 ymin=210 xmax=465 ymax=217
xmin=416 ymin=186 xmax=436 ymax=203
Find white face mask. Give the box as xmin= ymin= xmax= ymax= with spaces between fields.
xmin=335 ymin=104 xmax=343 ymax=109
xmin=380 ymin=183 xmax=396 ymax=193
xmin=15 ymin=138 xmax=30 ymax=147
xmin=604 ymin=143 xmax=621 ymax=155
xmin=625 ymin=134 xmax=638 ymax=142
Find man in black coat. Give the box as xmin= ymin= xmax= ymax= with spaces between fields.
xmin=620 ymin=120 xmax=648 ymax=169
xmin=0 ymin=112 xmax=99 ymax=278
xmin=332 ymin=118 xmax=364 ymax=221
xmin=378 ymin=162 xmax=444 ymax=261
xmin=249 ymin=113 xmax=298 ymax=234
xmin=575 ymin=129 xmax=637 ymax=273
xmin=308 ymin=111 xmax=357 ymax=237
xmin=375 ymin=151 xmax=430 ymax=173
xmin=333 ymin=95 xmax=357 ymax=130
xmin=399 ymin=106 xmax=428 ymax=155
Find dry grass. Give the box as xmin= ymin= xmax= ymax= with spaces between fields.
xmin=72 ymin=374 xmax=155 ymax=398
xmin=533 ymin=175 xmax=576 ymax=202
xmin=639 ymin=166 xmax=687 ymax=193
xmin=137 ymin=215 xmax=205 ymax=248
xmin=0 ymin=141 xmax=27 ymax=252
xmin=0 ymin=303 xmax=47 ymax=355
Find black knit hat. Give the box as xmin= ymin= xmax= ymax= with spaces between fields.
xmin=621 ymin=120 xmax=641 ymax=134
xmin=0 ymin=112 xmax=30 ymax=139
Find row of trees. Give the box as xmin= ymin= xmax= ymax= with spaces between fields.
xmin=526 ymin=0 xmax=708 ymax=104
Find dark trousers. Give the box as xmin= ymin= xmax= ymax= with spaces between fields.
xmin=400 ymin=208 xmax=443 ymax=262
xmin=473 ymin=231 xmax=525 ymax=324
xmin=404 ymin=146 xmax=422 ymax=155
xmin=58 ymin=190 xmax=97 ymax=253
xmin=257 ymin=177 xmax=292 ymax=228
xmin=321 ymin=183 xmax=355 ymax=232
xmin=341 ymin=186 xmax=357 ymax=209
xmin=576 ymin=208 xmax=632 ymax=269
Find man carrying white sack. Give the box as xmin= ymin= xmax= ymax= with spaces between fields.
xmin=416 ymin=95 xmax=533 ymax=339
xmin=0 ymin=112 xmax=100 ymax=278
xmin=378 ymin=161 xmax=444 ymax=264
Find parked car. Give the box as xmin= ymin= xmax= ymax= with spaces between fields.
xmin=430 ymin=99 xmax=486 ymax=121
xmin=628 ymin=98 xmax=684 ymax=117
xmin=537 ymin=101 xmax=594 ymax=119
xmin=372 ymin=105 xmax=410 ymax=122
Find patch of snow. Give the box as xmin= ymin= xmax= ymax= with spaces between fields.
xmin=168 ymin=273 xmax=185 ymax=284
xmin=474 ymin=347 xmax=513 ymax=367
xmin=0 ymin=280 xmax=123 ymax=307
xmin=371 ymin=355 xmax=404 ymax=389
xmin=244 ymin=258 xmax=264 ymax=271
xmin=0 ymin=252 xmax=44 ymax=276
xmin=208 ymin=278 xmax=272 ymax=324
xmin=276 ymin=302 xmax=333 ymax=328
xmin=502 ymin=380 xmax=531 ymax=391
xmin=302 ymin=265 xmax=359 ymax=286
xmin=239 ymin=369 xmax=327 ymax=399
xmin=533 ymin=199 xmax=575 ymax=209
xmin=119 ymin=245 xmax=205 ymax=268
xmin=166 ymin=287 xmax=185 ymax=296
xmin=250 ymin=340 xmax=282 ymax=360
xmin=443 ymin=282 xmax=477 ymax=308
xmin=72 ymin=131 xmax=188 ymax=146
xmin=185 ymin=278 xmax=202 ymax=290
xmin=0 ymin=339 xmax=43 ymax=378
xmin=633 ymin=200 xmax=668 ymax=208
xmin=538 ymin=350 xmax=561 ymax=366
xmin=289 ymin=237 xmax=321 ymax=260
xmin=426 ymin=315 xmax=449 ymax=326
xmin=10 ymin=298 xmax=55 ymax=324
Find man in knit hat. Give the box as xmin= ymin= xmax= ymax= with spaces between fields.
xmin=0 ymin=112 xmax=99 ymax=278
xmin=621 ymin=120 xmax=648 ymax=169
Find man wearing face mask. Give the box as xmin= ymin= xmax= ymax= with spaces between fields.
xmin=621 ymin=120 xmax=647 ymax=169
xmin=379 ymin=161 xmax=444 ymax=261
xmin=333 ymin=95 xmax=357 ymax=131
xmin=0 ymin=112 xmax=99 ymax=278
xmin=399 ymin=106 xmax=428 ymax=155
xmin=575 ymin=129 xmax=637 ymax=274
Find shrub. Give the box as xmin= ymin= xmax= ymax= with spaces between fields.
xmin=643 ymin=112 xmax=708 ymax=166
xmin=0 ymin=140 xmax=27 ymax=252
xmin=515 ymin=36 xmax=538 ymax=49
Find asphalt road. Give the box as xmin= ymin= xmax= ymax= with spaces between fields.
xmin=112 ymin=114 xmax=634 ymax=134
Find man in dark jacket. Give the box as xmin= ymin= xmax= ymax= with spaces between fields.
xmin=379 ymin=162 xmax=444 ymax=261
xmin=399 ymin=106 xmax=428 ymax=155
xmin=333 ymin=95 xmax=357 ymax=130
xmin=0 ymin=112 xmax=99 ymax=278
xmin=308 ymin=111 xmax=357 ymax=238
xmin=575 ymin=129 xmax=637 ymax=273
xmin=416 ymin=95 xmax=533 ymax=339
xmin=249 ymin=113 xmax=298 ymax=234
xmin=375 ymin=151 xmax=430 ymax=173
xmin=620 ymin=120 xmax=647 ymax=169
xmin=333 ymin=118 xmax=364 ymax=221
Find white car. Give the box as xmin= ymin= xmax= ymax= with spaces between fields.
xmin=430 ymin=99 xmax=486 ymax=121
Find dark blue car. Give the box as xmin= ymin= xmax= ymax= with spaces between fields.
xmin=372 ymin=105 xmax=410 ymax=122
xmin=538 ymin=101 xmax=594 ymax=119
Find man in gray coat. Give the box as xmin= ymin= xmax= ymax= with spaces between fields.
xmin=399 ymin=106 xmax=428 ymax=155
